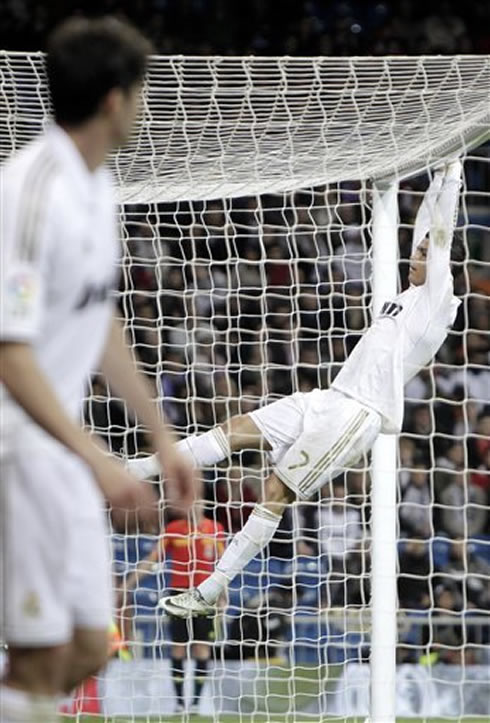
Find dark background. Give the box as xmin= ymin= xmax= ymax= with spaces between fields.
xmin=1 ymin=0 xmax=489 ymax=55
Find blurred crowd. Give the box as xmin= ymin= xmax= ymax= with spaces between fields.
xmin=91 ymin=156 xmax=490 ymax=664
xmin=1 ymin=0 xmax=488 ymax=55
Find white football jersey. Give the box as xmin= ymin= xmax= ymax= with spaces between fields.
xmin=333 ymin=164 xmax=462 ymax=434
xmin=0 ymin=125 xmax=119 ymax=448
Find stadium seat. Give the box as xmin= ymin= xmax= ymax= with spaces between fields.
xmin=137 ymin=535 xmax=157 ymax=559
xmin=470 ymin=534 xmax=490 ymax=563
xmin=432 ymin=536 xmax=451 ymax=568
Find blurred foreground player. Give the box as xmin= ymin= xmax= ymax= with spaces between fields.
xmin=119 ymin=479 xmax=225 ymax=714
xmin=0 ymin=17 xmax=192 ymax=722
xmin=128 ymin=163 xmax=465 ymax=618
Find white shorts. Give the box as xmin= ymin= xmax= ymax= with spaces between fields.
xmin=0 ymin=428 xmax=113 ymax=646
xmin=250 ymin=388 xmax=381 ymax=500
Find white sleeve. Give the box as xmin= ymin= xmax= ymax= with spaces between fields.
xmin=412 ymin=161 xmax=462 ymax=302
xmin=126 ymin=453 xmax=161 ymax=480
xmin=0 ymin=167 xmax=53 ymax=342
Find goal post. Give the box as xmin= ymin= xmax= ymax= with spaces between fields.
xmin=1 ymin=52 xmax=489 ymax=720
xmin=370 ymin=180 xmax=399 ymax=723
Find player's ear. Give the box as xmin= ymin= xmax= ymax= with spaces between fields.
xmin=100 ymin=87 xmax=125 ymax=119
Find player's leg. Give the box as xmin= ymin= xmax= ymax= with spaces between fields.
xmin=158 ymin=392 xmax=310 ymax=616
xmin=160 ymin=391 xmax=382 ymax=618
xmin=190 ymin=619 xmax=213 ymax=714
xmin=179 ymin=413 xmax=269 ymax=465
xmin=62 ymin=462 xmax=113 ymax=692
xmin=169 ymin=618 xmax=187 ymax=712
xmin=160 ymin=472 xmax=294 ymax=617
xmin=125 ymin=414 xmax=262 ymax=478
xmin=0 ymin=446 xmax=75 ymax=722
xmin=126 ymin=392 xmax=307 ymax=479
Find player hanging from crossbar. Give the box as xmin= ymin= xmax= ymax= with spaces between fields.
xmin=127 ymin=162 xmax=464 ymax=618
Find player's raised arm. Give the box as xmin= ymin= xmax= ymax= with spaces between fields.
xmin=412 ymin=160 xmax=462 ymax=299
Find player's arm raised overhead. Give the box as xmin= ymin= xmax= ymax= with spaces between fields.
xmin=99 ymin=316 xmax=195 ymax=491
xmin=412 ymin=160 xmax=463 ymax=300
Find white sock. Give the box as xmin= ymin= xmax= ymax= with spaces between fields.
xmin=0 ymin=684 xmax=58 ymax=723
xmin=198 ymin=504 xmax=282 ymax=604
xmin=126 ymin=428 xmax=230 ymax=480
xmin=125 ymin=453 xmax=161 ymax=480
xmin=177 ymin=427 xmax=231 ymax=467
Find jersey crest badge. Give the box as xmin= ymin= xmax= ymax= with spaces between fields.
xmin=22 ymin=591 xmax=41 ymax=618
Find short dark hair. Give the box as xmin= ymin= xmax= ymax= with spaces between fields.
xmin=46 ymin=16 xmax=152 ymax=125
xmin=450 ymin=230 xmax=466 ymax=279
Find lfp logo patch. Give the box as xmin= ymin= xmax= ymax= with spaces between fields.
xmin=7 ymin=271 xmax=37 ymax=316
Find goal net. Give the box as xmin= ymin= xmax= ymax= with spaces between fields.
xmin=1 ymin=53 xmax=489 ymax=720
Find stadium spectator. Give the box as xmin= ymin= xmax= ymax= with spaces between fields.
xmin=421 ymin=582 xmax=478 ymax=666
xmin=438 ymin=539 xmax=490 ymax=610
xmin=399 ymin=463 xmax=432 ymax=539
xmin=317 ymin=482 xmax=363 ymax=606
xmin=468 ymin=411 xmax=490 ymax=472
xmin=398 ymin=436 xmax=417 ymax=491
xmin=471 ymin=448 xmax=490 ymax=493
xmin=398 ymin=540 xmax=431 ymax=610
xmin=439 ymin=471 xmax=487 ymax=538
xmin=403 ymin=403 xmax=432 ymax=462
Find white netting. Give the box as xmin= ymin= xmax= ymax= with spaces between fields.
xmin=1 ymin=53 xmax=489 ymax=201
xmin=1 ymin=52 xmax=489 ymax=719
xmin=95 ymin=165 xmax=488 ymax=719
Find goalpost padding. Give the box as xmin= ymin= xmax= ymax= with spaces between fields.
xmin=1 ymin=52 xmax=489 ymax=719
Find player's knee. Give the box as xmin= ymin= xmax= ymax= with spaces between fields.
xmin=171 ymin=644 xmax=185 ymax=660
xmin=224 ymin=413 xmax=264 ymax=452
xmin=265 ymin=473 xmax=295 ymax=506
xmin=222 ymin=414 xmax=246 ymax=451
xmin=192 ymin=643 xmax=210 ymax=660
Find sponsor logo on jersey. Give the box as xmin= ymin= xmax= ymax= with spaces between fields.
xmin=379 ymin=301 xmax=403 ymax=319
xmin=74 ymin=279 xmax=114 ymax=311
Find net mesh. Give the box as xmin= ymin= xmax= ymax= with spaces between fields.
xmin=1 ymin=53 xmax=489 ymax=200
xmin=103 ymin=165 xmax=488 ymax=719
xmin=1 ymin=51 xmax=489 ymax=719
